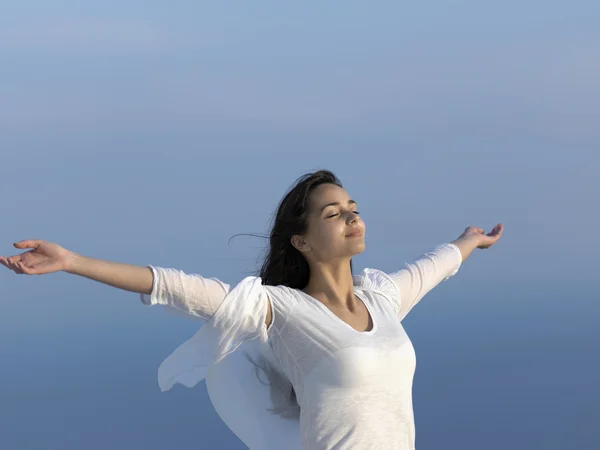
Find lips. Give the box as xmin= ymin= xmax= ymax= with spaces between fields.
xmin=345 ymin=230 xmax=363 ymax=237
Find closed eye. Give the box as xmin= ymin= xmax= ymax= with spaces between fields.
xmin=326 ymin=211 xmax=360 ymax=219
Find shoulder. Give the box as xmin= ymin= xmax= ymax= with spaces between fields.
xmin=262 ymin=284 xmax=302 ymax=312
xmin=227 ymin=280 xmax=301 ymax=331
xmin=353 ymin=268 xmax=401 ymax=307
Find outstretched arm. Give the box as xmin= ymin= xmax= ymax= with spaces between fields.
xmin=0 ymin=240 xmax=155 ymax=294
xmin=388 ymin=224 xmax=503 ymax=320
xmin=0 ymin=240 xmax=232 ymax=321
xmin=68 ymin=252 xmax=155 ymax=294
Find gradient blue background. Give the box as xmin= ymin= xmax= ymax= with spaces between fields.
xmin=1 ymin=2 xmax=598 ymax=449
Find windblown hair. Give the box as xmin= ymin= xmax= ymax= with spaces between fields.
xmin=249 ymin=169 xmax=352 ymax=418
xmin=260 ymin=169 xmax=349 ymax=289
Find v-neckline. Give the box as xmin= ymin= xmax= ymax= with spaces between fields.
xmin=298 ymin=289 xmax=377 ymax=335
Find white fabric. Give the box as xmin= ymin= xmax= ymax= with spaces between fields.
xmin=141 ymin=267 xmax=230 ymax=320
xmin=142 ymin=243 xmax=462 ymax=449
xmin=206 ymin=340 xmax=301 ymax=450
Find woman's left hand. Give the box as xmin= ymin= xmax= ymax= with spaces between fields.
xmin=458 ymin=224 xmax=504 ymax=249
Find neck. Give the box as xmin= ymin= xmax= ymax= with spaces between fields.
xmin=303 ymin=258 xmax=355 ymax=307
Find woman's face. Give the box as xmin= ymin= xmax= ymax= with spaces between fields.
xmin=293 ymin=183 xmax=366 ymax=263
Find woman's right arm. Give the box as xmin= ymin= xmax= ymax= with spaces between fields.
xmin=67 ymin=253 xmax=154 ymax=294
xmin=1 ymin=240 xmax=231 ymax=321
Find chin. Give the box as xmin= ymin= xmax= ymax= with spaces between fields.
xmin=348 ymin=243 xmax=366 ymax=257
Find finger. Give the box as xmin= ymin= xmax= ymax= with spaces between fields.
xmin=489 ymin=224 xmax=503 ymax=236
xmin=0 ymin=257 xmax=17 ymax=272
xmin=18 ymin=262 xmax=38 ymax=275
xmin=7 ymin=256 xmax=26 ymax=271
xmin=483 ymin=235 xmax=500 ymax=247
xmin=14 ymin=262 xmax=25 ymax=275
xmin=14 ymin=240 xmax=42 ymax=249
xmin=0 ymin=258 xmax=14 ymax=270
xmin=7 ymin=255 xmax=22 ymax=264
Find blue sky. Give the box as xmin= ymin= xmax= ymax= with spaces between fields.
xmin=2 ymin=2 xmax=599 ymax=142
xmin=1 ymin=2 xmax=597 ymax=276
xmin=0 ymin=2 xmax=599 ymax=449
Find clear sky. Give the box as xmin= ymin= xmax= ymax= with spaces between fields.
xmin=0 ymin=2 xmax=599 ymax=449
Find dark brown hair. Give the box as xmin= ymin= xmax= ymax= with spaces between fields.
xmin=260 ymin=169 xmax=352 ymax=288
xmin=250 ymin=169 xmax=352 ymax=417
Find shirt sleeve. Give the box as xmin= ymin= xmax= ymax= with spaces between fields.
xmin=387 ymin=243 xmax=463 ymax=320
xmin=157 ymin=276 xmax=272 ymax=392
xmin=139 ymin=266 xmax=230 ymax=321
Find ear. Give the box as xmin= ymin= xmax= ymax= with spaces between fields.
xmin=291 ymin=235 xmax=311 ymax=253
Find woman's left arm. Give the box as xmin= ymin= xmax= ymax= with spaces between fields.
xmin=388 ymin=224 xmax=503 ymax=320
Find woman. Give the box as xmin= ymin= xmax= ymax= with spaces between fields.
xmin=1 ymin=170 xmax=503 ymax=449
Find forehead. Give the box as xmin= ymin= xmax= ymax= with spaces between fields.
xmin=309 ymin=183 xmax=351 ymax=207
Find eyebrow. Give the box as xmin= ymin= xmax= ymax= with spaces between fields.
xmin=320 ymin=200 xmax=357 ymax=214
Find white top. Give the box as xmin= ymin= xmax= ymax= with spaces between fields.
xmin=142 ymin=243 xmax=462 ymax=450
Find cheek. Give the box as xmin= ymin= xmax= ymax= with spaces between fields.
xmin=308 ymin=221 xmax=342 ymax=246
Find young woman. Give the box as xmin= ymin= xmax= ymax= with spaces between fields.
xmin=1 ymin=170 xmax=503 ymax=450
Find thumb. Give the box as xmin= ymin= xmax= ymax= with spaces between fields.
xmin=14 ymin=240 xmax=42 ymax=249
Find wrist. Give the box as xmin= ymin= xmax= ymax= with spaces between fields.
xmin=462 ymin=233 xmax=483 ymax=247
xmin=450 ymin=233 xmax=482 ymax=262
xmin=63 ymin=251 xmax=82 ymax=274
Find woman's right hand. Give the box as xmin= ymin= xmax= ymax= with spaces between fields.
xmin=0 ymin=240 xmax=75 ymax=275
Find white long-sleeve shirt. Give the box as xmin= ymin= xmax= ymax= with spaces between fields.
xmin=142 ymin=243 xmax=462 ymax=450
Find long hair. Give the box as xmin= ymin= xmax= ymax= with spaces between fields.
xmin=260 ymin=169 xmax=352 ymax=289
xmin=248 ymin=169 xmax=352 ymax=417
